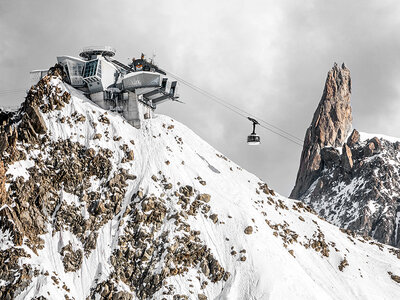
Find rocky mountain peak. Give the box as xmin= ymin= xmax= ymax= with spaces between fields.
xmin=290 ymin=63 xmax=400 ymax=249
xmin=290 ymin=63 xmax=352 ymax=199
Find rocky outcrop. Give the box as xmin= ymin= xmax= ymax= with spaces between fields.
xmin=301 ymin=131 xmax=400 ymax=247
xmin=291 ymin=64 xmax=400 ymax=248
xmin=290 ymin=63 xmax=352 ymax=199
xmin=0 ymin=64 xmax=70 ymax=161
xmin=61 ymin=243 xmax=83 ymax=272
xmin=341 ymin=143 xmax=353 ymax=172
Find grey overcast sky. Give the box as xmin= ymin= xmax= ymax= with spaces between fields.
xmin=1 ymin=0 xmax=400 ymax=196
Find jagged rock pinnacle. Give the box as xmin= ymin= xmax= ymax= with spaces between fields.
xmin=290 ymin=63 xmax=352 ymax=199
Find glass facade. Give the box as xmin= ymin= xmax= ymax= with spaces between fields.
xmin=70 ymin=63 xmax=84 ymax=77
xmin=83 ymin=60 xmax=98 ymax=78
xmin=64 ymin=59 xmax=85 ymax=86
xmin=97 ymin=62 xmax=102 ymax=77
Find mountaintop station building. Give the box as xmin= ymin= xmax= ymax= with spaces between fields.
xmin=30 ymin=46 xmax=178 ymax=128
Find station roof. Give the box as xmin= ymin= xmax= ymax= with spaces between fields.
xmin=79 ymin=46 xmax=116 ymax=59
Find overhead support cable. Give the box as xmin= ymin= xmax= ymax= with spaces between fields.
xmin=165 ymin=70 xmax=303 ymax=147
xmin=0 ymin=70 xmax=304 ymax=147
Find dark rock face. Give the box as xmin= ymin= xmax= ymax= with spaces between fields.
xmin=301 ymin=135 xmax=400 ymax=247
xmin=320 ymin=147 xmax=341 ymax=168
xmin=291 ymin=64 xmax=400 ymax=248
xmin=341 ymin=143 xmax=353 ymax=172
xmin=290 ymin=63 xmax=352 ymax=199
xmin=347 ymin=129 xmax=360 ymax=147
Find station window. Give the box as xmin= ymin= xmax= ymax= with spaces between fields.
xmin=97 ymin=62 xmax=102 ymax=77
xmin=83 ymin=60 xmax=98 ymax=78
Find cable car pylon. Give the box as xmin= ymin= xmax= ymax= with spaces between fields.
xmin=247 ymin=117 xmax=261 ymax=145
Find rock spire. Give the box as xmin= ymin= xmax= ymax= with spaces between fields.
xmin=290 ymin=63 xmax=352 ymax=199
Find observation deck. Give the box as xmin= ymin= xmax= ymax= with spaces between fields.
xmin=79 ymin=46 xmax=116 ymax=60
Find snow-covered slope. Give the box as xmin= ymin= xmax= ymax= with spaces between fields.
xmin=1 ymin=72 xmax=400 ymax=299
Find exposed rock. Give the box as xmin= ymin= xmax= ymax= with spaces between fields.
xmin=338 ymin=258 xmax=349 ymax=271
xmin=300 ymin=136 xmax=400 ymax=248
xmin=164 ymin=183 xmax=173 ymax=189
xmin=126 ymin=150 xmax=134 ymax=161
xmin=210 ymin=214 xmax=218 ymax=224
xmin=197 ymin=194 xmax=211 ymax=203
xmin=244 ymin=226 xmax=253 ymax=234
xmin=370 ymin=137 xmax=381 ymax=150
xmin=60 ymin=243 xmax=83 ymax=272
xmin=320 ymin=147 xmax=341 ymax=168
xmin=341 ymin=143 xmax=353 ymax=172
xmin=105 ymin=191 xmax=228 ymax=299
xmin=390 ymin=274 xmax=400 ymax=284
xmin=98 ymin=115 xmax=110 ymax=125
xmin=180 ymin=185 xmax=194 ymax=197
xmin=364 ymin=142 xmax=375 ymax=157
xmin=347 ymin=129 xmax=360 ymax=147
xmin=291 ymin=63 xmax=352 ymax=199
xmin=93 ymin=133 xmax=102 ymax=140
xmin=259 ymin=183 xmax=275 ymax=196
xmin=24 ymin=105 xmax=47 ymax=134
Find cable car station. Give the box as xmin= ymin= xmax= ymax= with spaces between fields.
xmin=30 ymin=46 xmax=179 ymax=129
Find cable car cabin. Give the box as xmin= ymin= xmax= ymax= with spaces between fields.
xmin=28 ymin=46 xmax=180 ymax=129
xmin=247 ymin=117 xmax=261 ymax=145
xmin=247 ymin=133 xmax=261 ymax=145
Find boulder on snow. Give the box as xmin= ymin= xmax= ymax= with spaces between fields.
xmin=197 ymin=193 xmax=211 ymax=203
xmin=244 ymin=226 xmax=253 ymax=234
xmin=210 ymin=214 xmax=218 ymax=224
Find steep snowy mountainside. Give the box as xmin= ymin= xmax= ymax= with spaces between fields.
xmin=1 ymin=68 xmax=400 ymax=299
xmin=291 ymin=63 xmax=400 ymax=248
